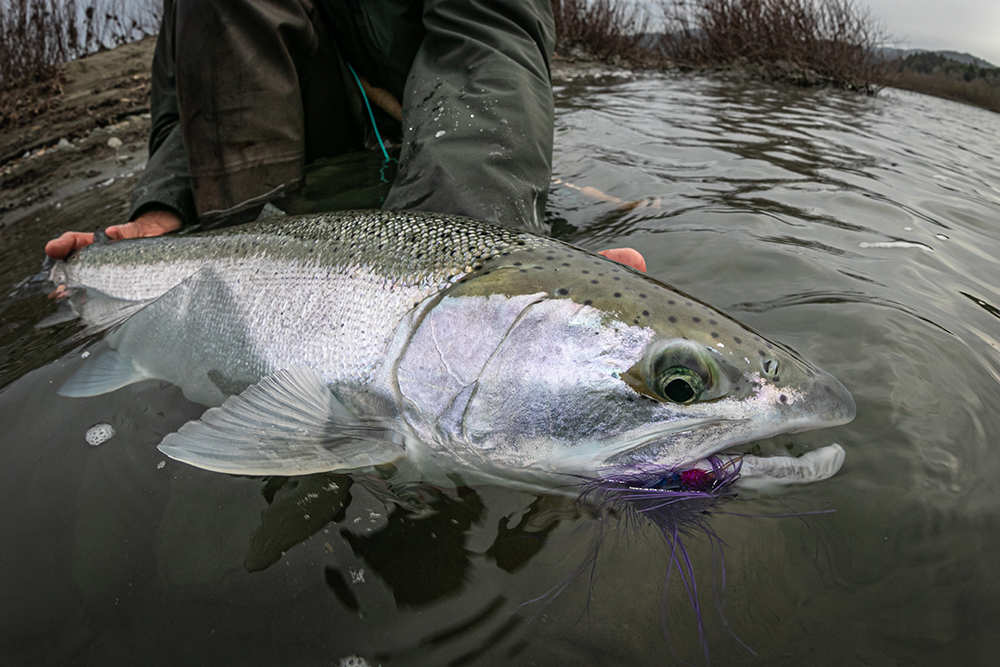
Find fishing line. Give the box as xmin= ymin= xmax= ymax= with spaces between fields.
xmin=347 ymin=63 xmax=392 ymax=165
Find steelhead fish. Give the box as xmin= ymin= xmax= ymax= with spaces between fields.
xmin=48 ymin=210 xmax=854 ymax=489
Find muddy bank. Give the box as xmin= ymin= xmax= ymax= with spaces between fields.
xmin=0 ymin=37 xmax=637 ymax=290
xmin=0 ymin=38 xmax=155 ymax=295
xmin=0 ymin=36 xmax=156 ymax=222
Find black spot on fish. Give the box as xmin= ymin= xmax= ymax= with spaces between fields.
xmin=709 ymin=319 xmax=717 ymax=325
xmin=582 ymin=270 xmax=590 ymax=274
xmin=557 ymin=288 xmax=569 ymax=295
xmin=758 ymin=350 xmax=766 ymax=356
xmin=642 ymin=310 xmax=650 ymax=317
xmin=779 ymin=394 xmax=787 ymax=404
xmin=514 ymin=262 xmax=522 ymax=266
xmin=614 ymin=292 xmax=622 ymax=298
xmin=685 ymin=301 xmax=693 ymax=307
xmin=669 ymin=316 xmax=677 ymax=323
xmin=692 ymin=317 xmax=701 ymax=323
xmin=613 ymin=276 xmax=621 ymax=281
xmin=546 ymin=256 xmax=555 ymax=260
xmin=734 ymin=336 xmax=742 ymax=344
xmin=668 ymin=300 xmax=675 ymax=305
xmin=639 ymin=293 xmax=647 ymax=299
xmin=711 ymin=332 xmax=719 ymax=338
xmin=584 ymin=300 xmax=593 ymax=306
xmin=519 ymin=269 xmax=527 ymax=273
xmin=562 ymin=262 xmax=571 ymax=267
xmin=591 ymin=279 xmax=599 ymax=284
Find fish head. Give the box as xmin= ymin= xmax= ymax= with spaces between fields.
xmin=396 ymin=240 xmax=855 ymax=479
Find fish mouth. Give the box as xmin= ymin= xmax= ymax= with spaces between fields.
xmin=601 ymin=419 xmax=850 ymax=493
xmin=603 ymin=404 xmax=853 ymax=475
xmin=600 ymin=417 xmax=751 ymax=474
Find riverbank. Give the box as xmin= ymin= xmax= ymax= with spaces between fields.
xmin=0 ymin=36 xmax=155 ymax=217
xmin=1 ymin=33 xmax=995 ymax=268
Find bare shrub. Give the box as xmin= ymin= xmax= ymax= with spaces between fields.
xmin=894 ymin=70 xmax=1000 ymax=114
xmin=659 ymin=0 xmax=891 ymax=91
xmin=551 ymin=0 xmax=652 ymax=62
xmin=0 ymin=0 xmax=161 ymax=89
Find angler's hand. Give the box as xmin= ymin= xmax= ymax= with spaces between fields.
xmin=598 ymin=248 xmax=646 ymax=272
xmin=44 ymin=210 xmax=182 ymax=259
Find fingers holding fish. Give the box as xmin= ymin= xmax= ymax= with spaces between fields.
xmin=44 ymin=209 xmax=182 ymax=260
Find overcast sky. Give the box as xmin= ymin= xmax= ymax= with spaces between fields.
xmin=854 ymin=0 xmax=999 ymax=65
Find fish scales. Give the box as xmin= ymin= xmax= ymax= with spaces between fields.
xmin=53 ymin=211 xmax=550 ymax=399
xmin=50 ymin=210 xmax=855 ymax=484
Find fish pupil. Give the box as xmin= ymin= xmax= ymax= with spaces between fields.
xmin=664 ymin=378 xmax=695 ymax=403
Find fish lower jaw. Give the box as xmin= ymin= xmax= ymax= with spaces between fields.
xmin=598 ymin=419 xmax=748 ymax=474
xmin=600 ymin=411 xmax=847 ymax=475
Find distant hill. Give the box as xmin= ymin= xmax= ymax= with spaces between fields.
xmin=877 ymin=47 xmax=995 ymax=69
xmin=887 ymin=49 xmax=1000 ymax=115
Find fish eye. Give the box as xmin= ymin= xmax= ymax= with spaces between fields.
xmin=648 ymin=341 xmax=715 ymax=404
xmin=653 ymin=366 xmax=705 ymax=404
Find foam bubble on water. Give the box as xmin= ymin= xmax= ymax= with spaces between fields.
xmin=859 ymin=241 xmax=932 ymax=251
xmin=85 ymin=423 xmax=115 ymax=446
xmin=337 ymin=657 xmax=374 ymax=667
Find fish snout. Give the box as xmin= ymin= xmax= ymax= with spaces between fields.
xmin=783 ymin=370 xmax=856 ymax=430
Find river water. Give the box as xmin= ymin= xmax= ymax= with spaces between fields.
xmin=1 ymin=69 xmax=999 ymax=666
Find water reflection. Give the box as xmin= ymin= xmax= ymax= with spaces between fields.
xmin=246 ymin=473 xmax=354 ymax=572
xmin=342 ymin=482 xmax=484 ymax=608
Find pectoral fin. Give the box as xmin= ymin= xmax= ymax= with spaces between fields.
xmin=158 ymin=366 xmax=406 ymax=476
xmin=38 ymin=285 xmax=154 ymax=339
xmin=58 ymin=348 xmax=153 ymax=397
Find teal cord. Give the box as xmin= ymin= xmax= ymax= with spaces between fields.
xmin=347 ymin=63 xmax=391 ymax=163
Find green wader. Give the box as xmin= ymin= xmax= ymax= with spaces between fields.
xmin=129 ymin=0 xmax=555 ymax=232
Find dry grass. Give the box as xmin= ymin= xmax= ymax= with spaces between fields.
xmin=551 ymin=0 xmax=653 ymax=63
xmin=658 ymin=0 xmax=891 ymax=92
xmin=0 ymin=0 xmax=160 ymax=89
xmin=893 ymin=71 xmax=1000 ymax=114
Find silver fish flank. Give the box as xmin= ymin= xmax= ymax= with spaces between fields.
xmin=50 ymin=210 xmax=856 ymax=488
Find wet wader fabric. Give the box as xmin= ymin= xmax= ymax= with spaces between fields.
xmin=129 ymin=0 xmax=554 ymax=232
